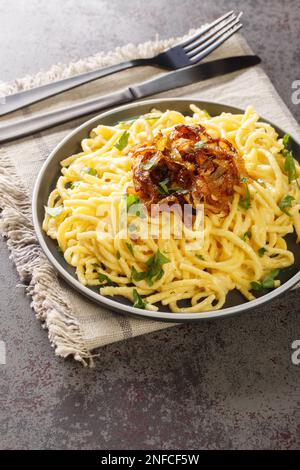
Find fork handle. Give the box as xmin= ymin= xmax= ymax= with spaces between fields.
xmin=0 ymin=58 xmax=152 ymax=116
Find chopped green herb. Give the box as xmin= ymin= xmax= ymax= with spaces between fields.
xmin=144 ymin=114 xmax=161 ymax=121
xmin=195 ymin=254 xmax=204 ymax=261
xmin=126 ymin=241 xmax=134 ymax=256
xmin=194 ymin=140 xmax=206 ymax=150
xmin=141 ymin=154 xmax=160 ymax=171
xmin=45 ymin=205 xmax=64 ymax=217
xmin=116 ymin=250 xmax=121 ymax=260
xmin=131 ymin=266 xmax=147 ymax=282
xmin=284 ymin=150 xmax=299 ymax=185
xmin=98 ymin=273 xmax=115 ymax=286
xmin=126 ymin=194 xmax=146 ymax=218
xmin=70 ymin=181 xmax=80 ymax=190
xmin=115 ymin=131 xmax=130 ymax=151
xmin=261 ymin=269 xmax=280 ymax=289
xmin=282 ymin=134 xmax=299 ymax=187
xmin=258 ymin=247 xmax=267 ymax=257
xmin=126 ymin=194 xmax=140 ymax=210
xmin=282 ymin=134 xmax=291 ymax=148
xmin=134 ymin=204 xmax=147 ymax=218
xmin=250 ymin=281 xmax=263 ymax=291
xmin=145 ymin=249 xmax=170 ymax=286
xmin=158 ymin=178 xmax=169 ymax=194
xmin=239 ymin=177 xmax=251 ymax=210
xmin=132 ymin=288 xmax=146 ymax=309
xmin=157 ymin=178 xmax=188 ymax=196
xmin=250 ymin=269 xmax=280 ymax=291
xmin=240 ymin=231 xmax=252 ymax=242
xmin=131 ymin=249 xmax=170 ymax=286
xmin=86 ymin=167 xmax=98 ymax=176
xmin=278 ymin=194 xmax=295 ymax=215
xmin=203 ymin=109 xmax=211 ymax=118
xmin=98 ymin=273 xmax=110 ymax=283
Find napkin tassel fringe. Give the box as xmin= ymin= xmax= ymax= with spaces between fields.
xmin=0 ymin=150 xmax=93 ymax=367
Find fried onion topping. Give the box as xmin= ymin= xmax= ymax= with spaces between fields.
xmin=130 ymin=124 xmax=246 ymax=216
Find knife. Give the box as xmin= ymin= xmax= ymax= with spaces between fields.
xmin=0 ymin=55 xmax=260 ymax=143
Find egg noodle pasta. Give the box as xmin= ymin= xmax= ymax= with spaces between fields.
xmin=43 ymin=105 xmax=300 ymax=313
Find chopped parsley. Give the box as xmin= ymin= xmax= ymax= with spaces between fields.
xmin=131 ymin=266 xmax=147 ymax=282
xmin=278 ymin=194 xmax=295 ymax=215
xmin=282 ymin=134 xmax=291 ymax=148
xmin=157 ymin=177 xmax=189 ymax=196
xmin=126 ymin=194 xmax=146 ymax=218
xmin=239 ymin=177 xmax=251 ymax=210
xmin=258 ymin=247 xmax=267 ymax=257
xmin=116 ymin=250 xmax=121 ymax=260
xmin=195 ymin=254 xmax=205 ymax=261
xmin=282 ymin=134 xmax=299 ymax=187
xmin=98 ymin=273 xmax=115 ymax=286
xmin=240 ymin=231 xmax=252 ymax=242
xmin=158 ymin=178 xmax=169 ymax=194
xmin=250 ymin=269 xmax=280 ymax=292
xmin=86 ymin=167 xmax=98 ymax=176
xmin=126 ymin=241 xmax=134 ymax=256
xmin=132 ymin=288 xmax=146 ymax=309
xmin=143 ymin=114 xmax=162 ymax=121
xmin=115 ymin=131 xmax=130 ymax=151
xmin=70 ymin=181 xmax=80 ymax=190
xmin=145 ymin=249 xmax=170 ymax=285
xmin=131 ymin=249 xmax=170 ymax=286
xmin=126 ymin=194 xmax=140 ymax=210
xmin=284 ymin=151 xmax=298 ymax=185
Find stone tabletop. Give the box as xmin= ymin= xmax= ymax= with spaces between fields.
xmin=0 ymin=0 xmax=299 ymax=450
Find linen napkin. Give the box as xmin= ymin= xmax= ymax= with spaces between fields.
xmin=0 ymin=31 xmax=299 ymax=366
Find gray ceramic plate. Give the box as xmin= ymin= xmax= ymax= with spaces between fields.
xmin=32 ymin=98 xmax=300 ymax=321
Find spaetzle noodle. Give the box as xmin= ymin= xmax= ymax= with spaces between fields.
xmin=42 ymin=105 xmax=300 ymax=313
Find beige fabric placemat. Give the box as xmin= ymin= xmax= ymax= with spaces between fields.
xmin=0 ymin=32 xmax=299 ymax=366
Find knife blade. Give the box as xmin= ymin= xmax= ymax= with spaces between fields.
xmin=0 ymin=55 xmax=260 ymax=143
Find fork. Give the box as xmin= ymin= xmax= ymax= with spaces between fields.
xmin=0 ymin=11 xmax=242 ymax=116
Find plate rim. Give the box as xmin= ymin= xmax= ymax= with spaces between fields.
xmin=32 ymin=97 xmax=300 ymax=322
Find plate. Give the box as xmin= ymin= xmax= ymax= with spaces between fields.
xmin=32 ymin=98 xmax=300 ymax=321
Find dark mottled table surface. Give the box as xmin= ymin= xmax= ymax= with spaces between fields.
xmin=0 ymin=0 xmax=299 ymax=450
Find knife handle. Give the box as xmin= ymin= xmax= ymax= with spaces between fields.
xmin=0 ymin=89 xmax=134 ymax=143
xmin=0 ymin=59 xmax=150 ymax=116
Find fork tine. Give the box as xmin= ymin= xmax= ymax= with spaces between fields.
xmin=189 ymin=23 xmax=243 ymax=64
xmin=178 ymin=11 xmax=235 ymax=48
xmin=187 ymin=18 xmax=242 ymax=57
xmin=184 ymin=13 xmax=239 ymax=52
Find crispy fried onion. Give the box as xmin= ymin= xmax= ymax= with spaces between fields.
xmin=131 ymin=123 xmax=246 ymax=215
